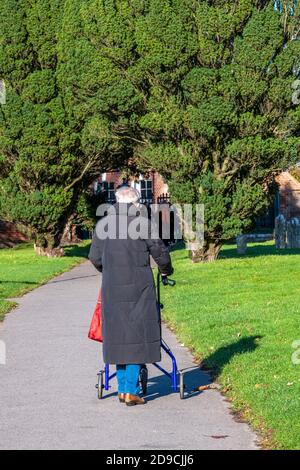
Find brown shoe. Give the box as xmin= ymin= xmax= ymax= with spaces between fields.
xmin=118 ymin=393 xmax=125 ymax=403
xmin=125 ymin=393 xmax=146 ymax=406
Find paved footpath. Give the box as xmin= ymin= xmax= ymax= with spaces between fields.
xmin=0 ymin=262 xmax=258 ymax=450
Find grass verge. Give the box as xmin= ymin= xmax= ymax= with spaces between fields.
xmin=0 ymin=242 xmax=90 ymax=321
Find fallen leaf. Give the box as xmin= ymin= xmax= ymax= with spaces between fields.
xmin=197 ymin=385 xmax=211 ymax=391
xmin=254 ymin=383 xmax=267 ymax=389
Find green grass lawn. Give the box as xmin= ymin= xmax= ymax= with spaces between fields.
xmin=0 ymin=242 xmax=90 ymax=321
xmin=162 ymin=242 xmax=300 ymax=450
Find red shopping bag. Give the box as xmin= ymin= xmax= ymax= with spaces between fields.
xmin=88 ymin=290 xmax=103 ymax=342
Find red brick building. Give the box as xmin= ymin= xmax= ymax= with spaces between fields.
xmin=257 ymin=171 xmax=300 ymax=230
xmin=0 ymin=220 xmax=28 ymax=248
xmin=93 ymin=170 xmax=169 ymax=205
xmin=276 ymin=171 xmax=300 ymax=221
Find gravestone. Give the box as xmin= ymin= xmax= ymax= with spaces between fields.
xmin=236 ymin=235 xmax=248 ymax=255
xmin=236 ymin=233 xmax=273 ymax=255
xmin=287 ymin=217 xmax=300 ymax=249
xmin=275 ymin=214 xmax=286 ymax=249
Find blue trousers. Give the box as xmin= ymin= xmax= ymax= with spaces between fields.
xmin=116 ymin=364 xmax=141 ymax=395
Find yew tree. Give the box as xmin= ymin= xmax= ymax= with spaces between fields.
xmin=0 ymin=0 xmax=133 ymax=254
xmin=133 ymin=0 xmax=300 ymax=260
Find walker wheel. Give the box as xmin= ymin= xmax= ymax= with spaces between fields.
xmin=96 ymin=371 xmax=104 ymax=400
xmin=140 ymin=365 xmax=148 ymax=395
xmin=179 ymin=371 xmax=185 ymax=399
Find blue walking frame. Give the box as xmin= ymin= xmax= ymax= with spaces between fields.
xmin=101 ymin=337 xmax=178 ymax=393
xmin=96 ymin=273 xmax=185 ymax=399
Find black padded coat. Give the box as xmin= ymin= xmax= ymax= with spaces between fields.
xmin=88 ymin=203 xmax=173 ymax=365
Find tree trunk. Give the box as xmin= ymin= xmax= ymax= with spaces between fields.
xmin=33 ymin=193 xmax=81 ymax=256
xmin=61 ymin=218 xmax=73 ymax=243
xmin=61 ymin=213 xmax=82 ymax=244
xmin=34 ymin=233 xmax=65 ymax=257
xmin=188 ymin=240 xmax=222 ymax=263
xmin=34 ymin=244 xmax=65 ymax=257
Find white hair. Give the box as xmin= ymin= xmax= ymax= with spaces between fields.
xmin=115 ymin=186 xmax=140 ymax=203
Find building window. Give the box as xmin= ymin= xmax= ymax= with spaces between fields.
xmin=96 ymin=181 xmax=116 ymax=203
xmin=107 ymin=182 xmax=116 ymax=203
xmin=140 ymin=180 xmax=153 ymax=204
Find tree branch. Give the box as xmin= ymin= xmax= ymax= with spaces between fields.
xmin=64 ymin=155 xmax=99 ymax=192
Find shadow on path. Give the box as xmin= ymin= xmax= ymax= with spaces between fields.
xmin=145 ymin=366 xmax=209 ymax=401
xmin=100 ymin=366 xmax=210 ymax=402
xmin=49 ymin=274 xmax=98 ymax=284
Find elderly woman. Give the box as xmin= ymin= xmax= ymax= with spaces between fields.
xmin=88 ymin=186 xmax=173 ymax=406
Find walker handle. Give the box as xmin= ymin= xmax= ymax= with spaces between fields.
xmin=161 ymin=276 xmax=176 ymax=287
